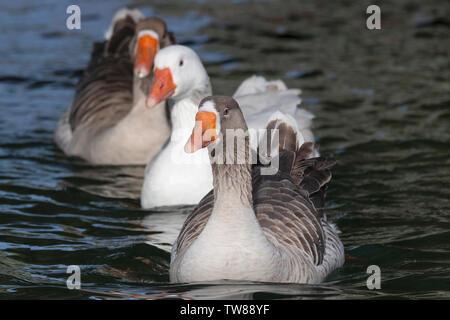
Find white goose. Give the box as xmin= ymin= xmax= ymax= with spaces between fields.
xmin=54 ymin=9 xmax=176 ymax=165
xmin=170 ymin=96 xmax=344 ymax=283
xmin=141 ymin=45 xmax=317 ymax=208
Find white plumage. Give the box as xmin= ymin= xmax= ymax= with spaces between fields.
xmin=141 ymin=45 xmax=318 ymax=208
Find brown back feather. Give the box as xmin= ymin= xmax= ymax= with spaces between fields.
xmin=265 ymin=119 xmax=336 ymax=219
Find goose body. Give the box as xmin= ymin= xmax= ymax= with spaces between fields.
xmin=170 ymin=96 xmax=344 ymax=283
xmin=54 ymin=9 xmax=175 ymax=165
xmin=141 ymin=45 xmax=317 ymax=208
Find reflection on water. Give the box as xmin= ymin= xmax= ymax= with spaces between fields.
xmin=0 ymin=0 xmax=449 ymax=299
xmin=142 ymin=209 xmax=193 ymax=252
xmin=59 ymin=163 xmax=145 ymax=200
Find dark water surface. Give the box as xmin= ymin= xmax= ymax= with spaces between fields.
xmin=0 ymin=0 xmax=449 ymax=299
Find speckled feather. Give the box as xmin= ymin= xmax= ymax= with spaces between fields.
xmin=172 ymin=138 xmax=342 ymax=278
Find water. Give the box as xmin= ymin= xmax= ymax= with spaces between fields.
xmin=0 ymin=0 xmax=449 ymax=299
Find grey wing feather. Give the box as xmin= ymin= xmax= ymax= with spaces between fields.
xmin=172 ymin=146 xmax=338 ymax=269
xmin=289 ymin=142 xmax=336 ymax=218
xmin=69 ymin=57 xmax=134 ymax=131
xmin=252 ymin=170 xmax=326 ymax=266
xmin=171 ymin=190 xmax=214 ymax=260
xmin=69 ymin=16 xmax=137 ymax=132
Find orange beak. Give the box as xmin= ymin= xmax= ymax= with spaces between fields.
xmin=184 ymin=111 xmax=217 ymax=153
xmin=133 ymin=35 xmax=158 ymax=78
xmin=146 ymin=67 xmax=177 ymax=108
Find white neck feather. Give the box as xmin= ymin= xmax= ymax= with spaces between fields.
xmin=170 ymin=98 xmax=198 ymax=141
xmin=164 ymin=94 xmax=212 ymax=167
xmin=169 ymin=81 xmax=212 ymax=141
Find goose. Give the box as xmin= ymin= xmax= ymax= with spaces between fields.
xmin=54 ymin=9 xmax=176 ymax=165
xmin=169 ymin=96 xmax=344 ymax=283
xmin=141 ymin=45 xmax=317 ymax=208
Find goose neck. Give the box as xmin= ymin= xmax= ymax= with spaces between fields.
xmin=132 ymin=75 xmax=149 ymax=106
xmin=170 ymin=86 xmax=212 ymax=140
xmin=210 ymin=136 xmax=253 ymax=210
xmin=170 ymin=98 xmax=199 ymax=140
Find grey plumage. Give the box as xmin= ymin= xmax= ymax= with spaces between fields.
xmin=171 ymin=96 xmax=344 ymax=283
xmin=69 ymin=16 xmax=174 ymax=133
xmin=54 ymin=11 xmax=176 ymax=164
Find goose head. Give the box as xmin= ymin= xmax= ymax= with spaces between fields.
xmin=184 ymin=96 xmax=248 ymax=153
xmin=132 ymin=18 xmax=171 ymax=78
xmin=146 ymin=45 xmax=210 ymax=108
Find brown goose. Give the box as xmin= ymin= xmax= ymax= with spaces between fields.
xmin=170 ymin=96 xmax=344 ymax=283
xmin=54 ymin=9 xmax=175 ymax=165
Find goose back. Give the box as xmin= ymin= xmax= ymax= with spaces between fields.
xmin=69 ymin=15 xmax=137 ymax=132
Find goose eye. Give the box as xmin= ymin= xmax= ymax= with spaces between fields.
xmin=179 ymin=59 xmax=184 ymax=66
xmin=223 ymin=107 xmax=230 ymax=116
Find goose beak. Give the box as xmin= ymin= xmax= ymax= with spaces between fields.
xmin=185 ymin=111 xmax=217 ymax=153
xmin=133 ymin=34 xmax=158 ymax=78
xmin=146 ymin=67 xmax=177 ymax=108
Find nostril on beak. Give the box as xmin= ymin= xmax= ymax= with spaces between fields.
xmin=135 ymin=67 xmax=147 ymax=79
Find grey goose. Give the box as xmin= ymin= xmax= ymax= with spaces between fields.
xmin=54 ymin=8 xmax=175 ymax=165
xmin=170 ymin=96 xmax=344 ymax=283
